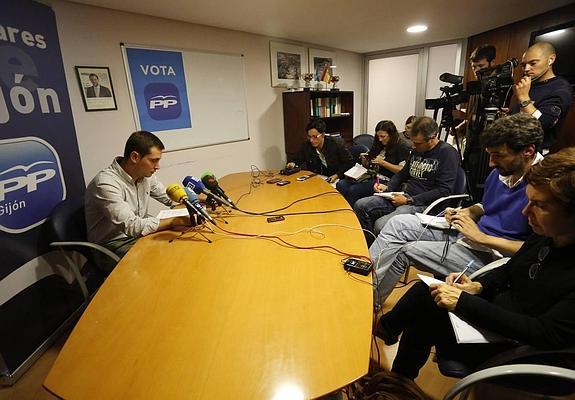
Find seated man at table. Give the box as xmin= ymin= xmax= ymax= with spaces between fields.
xmin=286 ymin=118 xmax=353 ymax=183
xmin=85 ymin=130 xmax=194 ymax=272
xmin=353 ymin=116 xmax=460 ymax=246
xmin=370 ymin=113 xmax=543 ymax=307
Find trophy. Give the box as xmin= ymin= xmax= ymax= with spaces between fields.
xmin=302 ymin=73 xmax=314 ymax=90
xmin=330 ymin=75 xmax=340 ymax=91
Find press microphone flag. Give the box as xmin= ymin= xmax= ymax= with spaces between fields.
xmin=166 ymin=183 xmax=216 ymax=225
xmin=182 ymin=186 xmax=217 ymax=225
xmin=182 ymin=175 xmax=235 ymax=209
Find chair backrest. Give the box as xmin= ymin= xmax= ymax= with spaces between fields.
xmin=350 ymin=144 xmax=370 ymax=164
xmin=454 ymin=166 xmax=466 ymax=195
xmin=49 ymin=196 xmax=88 ymax=243
xmin=353 ymin=134 xmax=374 ymax=149
xmin=443 ymin=364 xmax=575 ymax=400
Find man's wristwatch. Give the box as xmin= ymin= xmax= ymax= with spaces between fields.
xmin=519 ymin=99 xmax=533 ymax=108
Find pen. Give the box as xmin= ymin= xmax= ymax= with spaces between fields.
xmin=454 ymin=260 xmax=474 ymax=284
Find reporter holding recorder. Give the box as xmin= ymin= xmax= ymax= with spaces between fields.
xmin=85 ymin=130 xmax=199 ymax=272
xmin=374 ymin=147 xmax=575 ymax=380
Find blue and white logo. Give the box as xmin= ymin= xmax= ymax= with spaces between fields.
xmin=144 ymin=83 xmax=182 ymax=120
xmin=0 ymin=137 xmax=66 ymax=233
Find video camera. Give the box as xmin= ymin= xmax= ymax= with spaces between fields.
xmin=425 ymin=58 xmax=519 ymax=116
xmin=467 ymin=58 xmax=519 ymax=121
xmin=425 ymin=73 xmax=467 ymax=110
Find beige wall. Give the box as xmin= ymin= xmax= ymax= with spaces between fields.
xmin=49 ymin=1 xmax=363 ymax=206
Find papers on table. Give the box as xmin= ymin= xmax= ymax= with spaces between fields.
xmin=157 ymin=208 xmax=189 ymax=219
xmin=344 ymin=163 xmax=368 ymax=180
xmin=416 ymin=212 xmax=451 ymax=229
xmin=374 ymin=191 xmax=404 ymax=199
xmin=417 ymin=274 xmax=507 ymax=344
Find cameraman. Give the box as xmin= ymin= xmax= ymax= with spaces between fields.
xmin=459 ymin=44 xmax=497 ymax=201
xmin=512 ymin=41 xmax=573 ymax=150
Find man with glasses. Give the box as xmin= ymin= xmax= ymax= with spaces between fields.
xmin=286 ymin=118 xmax=353 ymax=183
xmin=354 ymin=116 xmax=460 ymax=245
xmin=370 ymin=113 xmax=543 ymax=308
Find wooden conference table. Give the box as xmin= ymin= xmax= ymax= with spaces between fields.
xmin=44 ymin=172 xmax=372 ymax=399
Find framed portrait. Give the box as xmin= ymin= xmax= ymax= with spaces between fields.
xmin=308 ymin=48 xmax=336 ymax=87
xmin=269 ymin=42 xmax=307 ymax=88
xmin=75 ymin=66 xmax=117 ymax=111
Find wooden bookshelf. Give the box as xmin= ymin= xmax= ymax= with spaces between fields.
xmin=282 ymin=90 xmax=354 ymax=160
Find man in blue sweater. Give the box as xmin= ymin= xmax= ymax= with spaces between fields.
xmin=370 ymin=113 xmax=543 ymax=307
xmin=354 ymin=116 xmax=461 ymax=246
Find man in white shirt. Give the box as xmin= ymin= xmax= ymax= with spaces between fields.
xmin=85 ymin=130 xmax=193 ymax=271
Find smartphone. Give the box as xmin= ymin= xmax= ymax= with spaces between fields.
xmin=266 ymin=178 xmax=281 ymax=184
xmin=267 ymin=215 xmax=285 ymax=223
xmin=276 ymin=180 xmax=291 ymax=186
xmin=296 ymin=175 xmax=310 ymax=181
xmin=343 ymin=257 xmax=373 ymax=276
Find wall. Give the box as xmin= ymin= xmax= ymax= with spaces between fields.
xmin=48 ymin=0 xmax=363 ymax=209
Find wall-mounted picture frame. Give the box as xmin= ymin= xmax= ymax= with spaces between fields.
xmin=309 ymin=48 xmax=336 ymax=88
xmin=269 ymin=42 xmax=307 ymax=88
xmin=75 ymin=66 xmax=117 ymax=111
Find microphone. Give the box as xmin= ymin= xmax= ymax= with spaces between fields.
xmin=166 ymin=183 xmax=216 ymax=225
xmin=182 ymin=176 xmax=235 ymax=209
xmin=439 ymin=72 xmax=463 ymax=85
xmin=201 ymin=172 xmax=236 ymax=208
xmin=182 ymin=185 xmax=218 ymax=225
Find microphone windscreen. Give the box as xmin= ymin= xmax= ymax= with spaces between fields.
xmin=182 ymin=175 xmax=206 ymax=194
xmin=166 ymin=184 xmax=188 ymax=203
xmin=201 ymin=171 xmax=215 ymax=179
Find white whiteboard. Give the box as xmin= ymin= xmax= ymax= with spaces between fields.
xmin=121 ymin=43 xmax=249 ymax=152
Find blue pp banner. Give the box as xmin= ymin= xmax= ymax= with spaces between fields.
xmin=124 ymin=47 xmax=192 ymax=132
xmin=0 ymin=0 xmax=86 ymax=374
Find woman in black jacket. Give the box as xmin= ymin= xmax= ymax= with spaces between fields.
xmin=337 ymin=120 xmax=411 ymax=206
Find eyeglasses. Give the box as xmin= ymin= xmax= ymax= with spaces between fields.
xmin=528 ymin=245 xmax=550 ymax=280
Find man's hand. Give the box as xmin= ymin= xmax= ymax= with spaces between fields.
xmin=326 ymin=174 xmax=338 ymax=183
xmin=390 ymin=194 xmax=409 ymax=207
xmin=373 ymin=183 xmax=387 ymax=193
xmin=430 ymin=283 xmax=462 ymax=311
xmin=286 ymin=162 xmax=296 ymax=169
xmin=449 ymin=213 xmax=487 ymax=243
xmin=513 ymin=76 xmax=532 ymax=102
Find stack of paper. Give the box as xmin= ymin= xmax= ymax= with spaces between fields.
xmin=374 ymin=191 xmax=404 ymax=199
xmin=415 ymin=212 xmax=450 ymax=229
xmin=344 ymin=163 xmax=368 ymax=180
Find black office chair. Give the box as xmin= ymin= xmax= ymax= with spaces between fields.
xmin=47 ymin=197 xmax=119 ymax=299
xmin=353 ymin=134 xmax=374 ymax=149
xmin=350 ymin=144 xmax=370 ymax=164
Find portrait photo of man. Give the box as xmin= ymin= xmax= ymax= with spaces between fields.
xmin=86 ymin=73 xmax=112 ymax=98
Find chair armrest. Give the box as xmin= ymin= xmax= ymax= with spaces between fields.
xmin=478 ymin=344 xmax=575 ymax=369
xmin=422 ymin=194 xmax=470 ymax=215
xmin=469 ymin=257 xmax=510 ymax=280
xmin=443 ymin=364 xmax=575 ymax=400
xmin=50 ymin=241 xmax=120 ymax=263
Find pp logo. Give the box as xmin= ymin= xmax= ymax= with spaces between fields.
xmin=0 ymin=137 xmax=66 ymax=233
xmin=144 ymin=83 xmax=182 ymax=120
